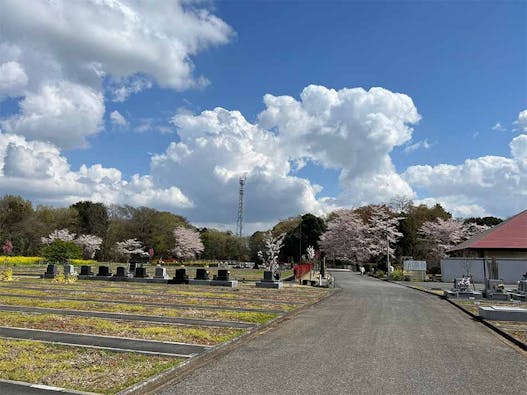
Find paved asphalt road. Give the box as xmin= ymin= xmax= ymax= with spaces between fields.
xmin=157 ymin=271 xmax=526 ymax=394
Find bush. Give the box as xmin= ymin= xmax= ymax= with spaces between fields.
xmin=375 ymin=270 xmax=385 ymax=278
xmin=0 ymin=268 xmax=14 ymax=281
xmin=389 ymin=269 xmax=405 ymax=281
xmin=42 ymin=240 xmax=82 ymax=264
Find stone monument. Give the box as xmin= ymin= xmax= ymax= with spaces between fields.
xmin=256 ymin=270 xmax=283 ymax=289
xmin=43 ymin=264 xmax=58 ymax=279
xmin=210 ymin=269 xmax=238 ymax=287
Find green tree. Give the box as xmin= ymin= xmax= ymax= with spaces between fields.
xmin=41 ymin=240 xmax=82 ymax=264
xmin=279 ymin=213 xmax=326 ymax=263
xmin=70 ymin=201 xmax=109 ymax=238
xmin=463 ymin=216 xmax=502 ymax=227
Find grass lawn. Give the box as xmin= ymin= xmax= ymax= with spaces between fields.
xmin=0 ymin=338 xmax=182 ymax=394
xmin=0 ymin=311 xmax=244 ymax=345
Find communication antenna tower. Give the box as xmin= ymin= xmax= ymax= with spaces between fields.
xmin=236 ymin=176 xmax=246 ymax=237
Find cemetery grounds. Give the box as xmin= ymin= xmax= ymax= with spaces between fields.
xmin=0 ymin=269 xmax=328 ymax=394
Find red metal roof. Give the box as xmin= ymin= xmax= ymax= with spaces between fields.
xmin=449 ymin=209 xmax=527 ymax=251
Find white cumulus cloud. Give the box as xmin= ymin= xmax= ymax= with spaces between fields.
xmin=110 ymin=110 xmax=128 ymax=127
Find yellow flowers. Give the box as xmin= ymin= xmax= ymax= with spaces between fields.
xmin=0 ymin=268 xmax=14 ymax=282
xmin=0 ymin=256 xmax=96 ymax=266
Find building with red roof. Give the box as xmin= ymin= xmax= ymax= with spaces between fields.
xmin=448 ymin=209 xmax=527 ymax=259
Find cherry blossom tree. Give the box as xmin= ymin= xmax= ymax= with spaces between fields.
xmin=418 ymin=218 xmax=488 ymax=261
xmin=41 ymin=229 xmax=76 ymax=245
xmin=75 ymin=234 xmax=103 ymax=259
xmin=172 ymin=226 xmax=204 ymax=260
xmin=320 ymin=210 xmax=372 ymax=263
xmin=366 ymin=205 xmax=403 ymax=262
xmin=115 ymin=239 xmax=148 ymax=262
xmin=257 ymin=232 xmax=286 ymax=277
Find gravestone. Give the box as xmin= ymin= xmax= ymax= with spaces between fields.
xmin=195 ymin=268 xmax=209 ymax=280
xmin=210 ymin=269 xmax=238 ymax=287
xmin=154 ymin=266 xmax=169 ymax=279
xmin=483 ymin=257 xmax=511 ymax=300
xmin=114 ymin=266 xmax=130 ymax=278
xmin=444 ymin=275 xmax=481 ymax=299
xmin=256 ymin=270 xmax=283 ymax=289
xmin=134 ymin=267 xmax=149 ymax=278
xmin=43 ymin=264 xmax=58 ymax=279
xmin=80 ymin=265 xmax=93 ymax=276
xmin=129 ymin=261 xmax=137 ymax=274
xmin=97 ymin=266 xmax=112 ymax=277
xmin=170 ymin=268 xmax=188 ymax=284
xmin=188 ymin=268 xmax=212 ymax=286
xmin=63 ymin=264 xmax=77 ymax=277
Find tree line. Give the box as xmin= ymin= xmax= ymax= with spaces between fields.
xmin=0 ymin=194 xmax=502 ymax=265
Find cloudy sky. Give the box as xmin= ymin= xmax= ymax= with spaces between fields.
xmin=0 ymin=0 xmax=525 ymax=233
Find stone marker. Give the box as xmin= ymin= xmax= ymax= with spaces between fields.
xmin=154 ymin=266 xmax=170 ymax=279
xmin=129 ymin=261 xmax=137 ymax=274
xmin=188 ymin=268 xmax=212 ymax=286
xmin=43 ymin=264 xmax=58 ymax=279
xmin=210 ymin=269 xmax=238 ymax=287
xmin=169 ymin=268 xmax=188 ymax=284
xmin=97 ymin=265 xmax=112 ymax=277
xmin=256 ymin=270 xmax=283 ymax=289
xmin=134 ymin=267 xmax=148 ymax=278
xmin=80 ymin=265 xmax=93 ymax=276
xmin=114 ymin=266 xmax=129 ymax=278
xmin=444 ymin=275 xmax=481 ymax=299
xmin=63 ymin=264 xmax=77 ymax=277
xmin=195 ymin=268 xmax=209 ymax=280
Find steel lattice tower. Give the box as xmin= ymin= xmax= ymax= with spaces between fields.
xmin=236 ymin=176 xmax=246 ymax=237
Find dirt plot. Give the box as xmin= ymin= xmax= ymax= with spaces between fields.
xmin=0 ymin=338 xmax=181 ymax=394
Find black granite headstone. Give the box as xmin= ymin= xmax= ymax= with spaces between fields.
xmin=129 ymin=261 xmax=137 ymax=273
xmin=134 ymin=267 xmax=148 ymax=278
xmin=46 ymin=264 xmax=57 ymax=275
xmin=195 ymin=268 xmax=209 ymax=280
xmin=115 ymin=266 xmax=127 ymax=277
xmin=263 ymin=270 xmax=274 ymax=282
xmin=80 ymin=265 xmax=93 ymax=275
xmin=217 ymin=269 xmax=230 ymax=281
xmin=97 ymin=266 xmax=112 ymax=276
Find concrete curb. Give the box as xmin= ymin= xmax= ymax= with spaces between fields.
xmin=0 ymin=378 xmax=100 ymax=394
xmin=117 ymin=287 xmax=340 ymax=395
xmin=382 ymin=278 xmax=527 ymax=352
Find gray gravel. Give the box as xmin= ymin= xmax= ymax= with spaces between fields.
xmin=157 ymin=271 xmax=527 ymax=394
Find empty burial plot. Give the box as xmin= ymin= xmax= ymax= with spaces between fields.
xmin=0 ymin=311 xmax=244 ymax=345
xmin=0 ymin=287 xmax=295 ymax=312
xmin=2 ymin=278 xmax=326 ymax=304
xmin=0 ymin=279 xmax=330 ymax=394
xmin=0 ymin=295 xmax=278 ymax=324
xmin=0 ymin=338 xmax=182 ymax=394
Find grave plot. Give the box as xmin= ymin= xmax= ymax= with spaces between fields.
xmin=0 ymin=286 xmax=296 ymax=312
xmin=0 ymin=278 xmax=329 ymax=394
xmin=451 ymin=299 xmax=527 ymax=347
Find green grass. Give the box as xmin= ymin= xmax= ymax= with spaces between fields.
xmin=0 ymin=338 xmax=182 ymax=394
xmin=0 ymin=295 xmax=277 ymax=323
xmin=0 ymin=311 xmax=245 ymax=345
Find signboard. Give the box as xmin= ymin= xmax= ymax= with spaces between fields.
xmin=404 ymin=260 xmax=427 ymax=271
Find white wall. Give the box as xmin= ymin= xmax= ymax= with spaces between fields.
xmin=441 ymin=258 xmax=527 ymax=283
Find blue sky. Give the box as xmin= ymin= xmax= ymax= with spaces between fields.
xmin=0 ymin=0 xmax=525 ymax=232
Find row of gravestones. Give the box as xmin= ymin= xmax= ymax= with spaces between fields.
xmin=42 ymin=264 xmax=246 ymax=287
xmin=446 ymin=272 xmax=527 ymax=301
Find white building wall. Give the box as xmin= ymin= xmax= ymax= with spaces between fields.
xmin=441 ymin=258 xmax=527 ymax=283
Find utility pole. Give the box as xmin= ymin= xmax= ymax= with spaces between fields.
xmin=236 ymin=176 xmax=246 ymax=238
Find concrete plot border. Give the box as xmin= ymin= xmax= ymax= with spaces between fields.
xmin=0 ymin=379 xmax=99 ymax=395
xmin=381 ymin=278 xmax=527 ymax=352
xmin=117 ymin=287 xmax=339 ymax=395
xmin=0 ymin=326 xmax=209 ymax=357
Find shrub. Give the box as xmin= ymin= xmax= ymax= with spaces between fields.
xmin=42 ymin=240 xmax=82 ymax=264
xmin=389 ymin=269 xmax=405 ymax=281
xmin=375 ymin=270 xmax=385 ymax=278
xmin=0 ymin=268 xmax=14 ymax=281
